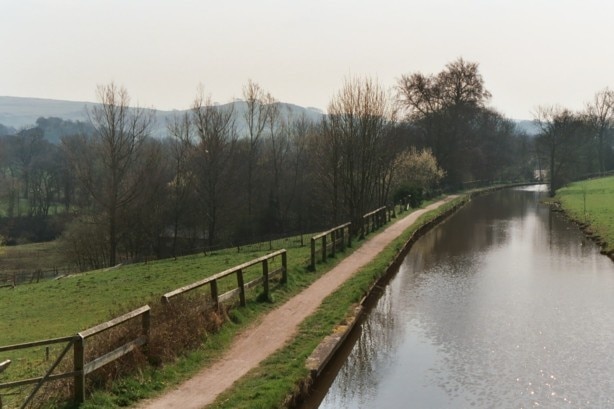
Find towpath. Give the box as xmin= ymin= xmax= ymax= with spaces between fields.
xmin=135 ymin=197 xmax=455 ymax=409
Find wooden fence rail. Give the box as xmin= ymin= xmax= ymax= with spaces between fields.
xmin=0 ymin=307 xmax=150 ymax=407
xmin=162 ymin=249 xmax=287 ymax=308
xmin=0 ymin=251 xmax=289 ymax=407
xmin=361 ymin=206 xmax=388 ymax=237
xmin=75 ymin=305 xmax=151 ymax=403
xmin=310 ymin=222 xmax=351 ymax=270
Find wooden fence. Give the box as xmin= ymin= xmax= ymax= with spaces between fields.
xmin=0 ymin=305 xmax=150 ymax=407
xmin=0 ymin=250 xmax=287 ymax=407
xmin=361 ymin=206 xmax=389 ymax=237
xmin=309 ymin=223 xmax=351 ymax=271
xmin=74 ymin=306 xmax=151 ymax=403
xmin=0 ymin=267 xmax=73 ymax=288
xmin=162 ymin=249 xmax=287 ymax=308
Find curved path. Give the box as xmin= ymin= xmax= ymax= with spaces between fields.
xmin=135 ymin=197 xmax=455 ymax=409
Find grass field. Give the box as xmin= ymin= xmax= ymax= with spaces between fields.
xmin=0 ymin=241 xmax=70 ymax=279
xmin=0 ymin=249 xmax=286 ymax=345
xmin=0 ymin=248 xmax=298 ymax=397
xmin=556 ymin=175 xmax=614 ymax=255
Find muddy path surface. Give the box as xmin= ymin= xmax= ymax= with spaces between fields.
xmin=134 ymin=197 xmax=455 ymax=409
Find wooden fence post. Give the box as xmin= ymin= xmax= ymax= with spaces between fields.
xmin=281 ymin=251 xmax=288 ymax=284
xmin=237 ymin=269 xmax=246 ymax=307
xmin=262 ymin=259 xmax=269 ymax=299
xmin=340 ymin=226 xmax=345 ymax=251
xmin=142 ymin=309 xmax=151 ymax=357
xmin=73 ymin=335 xmax=85 ymax=404
xmin=361 ymin=217 xmax=365 ymax=239
xmin=331 ymin=230 xmax=336 ymax=257
xmin=310 ymin=238 xmax=316 ymax=270
xmin=348 ymin=224 xmax=352 ymax=247
xmin=322 ymin=235 xmax=327 ymax=263
xmin=210 ymin=280 xmax=219 ymax=311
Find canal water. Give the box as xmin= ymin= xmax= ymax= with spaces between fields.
xmin=304 ymin=185 xmax=614 ymax=409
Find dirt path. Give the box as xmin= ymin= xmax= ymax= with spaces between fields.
xmin=135 ymin=197 xmax=455 ymax=409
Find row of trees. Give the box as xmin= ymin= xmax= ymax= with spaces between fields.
xmin=0 ymin=117 xmax=92 ymax=220
xmin=534 ymin=88 xmax=614 ymax=195
xmin=3 ymin=58 xmax=590 ymax=269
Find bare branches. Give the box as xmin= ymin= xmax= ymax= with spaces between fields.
xmin=586 ymin=88 xmax=614 ymax=174
xmin=242 ymin=79 xmax=272 ymax=220
xmin=533 ymin=105 xmax=591 ymax=195
xmin=63 ymin=83 xmax=157 ymax=266
xmin=191 ymin=89 xmax=237 ymax=245
xmin=325 ymin=76 xmax=394 ymax=233
xmin=396 ymin=57 xmax=490 ymax=120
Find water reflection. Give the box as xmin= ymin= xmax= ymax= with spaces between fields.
xmin=315 ymin=186 xmax=614 ymax=408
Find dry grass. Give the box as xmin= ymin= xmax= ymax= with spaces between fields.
xmin=20 ymin=296 xmax=231 ymax=408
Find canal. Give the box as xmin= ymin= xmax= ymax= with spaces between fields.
xmin=304 ymin=185 xmax=614 ymax=408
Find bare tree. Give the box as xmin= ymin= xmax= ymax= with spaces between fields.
xmin=27 ymin=141 xmax=60 ymax=218
xmin=283 ymin=114 xmax=314 ymax=231
xmin=192 ymin=91 xmax=237 ymax=246
xmin=534 ymin=106 xmax=590 ymax=196
xmin=586 ymin=88 xmax=614 ymax=175
xmin=166 ymin=111 xmax=196 ymax=257
xmin=242 ymin=80 xmax=271 ymax=222
xmin=311 ymin=120 xmax=342 ymax=227
xmin=396 ymin=58 xmax=492 ymax=187
xmin=63 ymin=83 xmax=156 ymax=266
xmin=326 ymin=77 xmax=393 ymax=235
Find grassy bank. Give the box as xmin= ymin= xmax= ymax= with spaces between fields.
xmin=0 ymin=241 xmax=70 ymax=279
xmin=0 ymin=249 xmax=280 ymax=345
xmin=556 ymin=175 xmax=614 ymax=256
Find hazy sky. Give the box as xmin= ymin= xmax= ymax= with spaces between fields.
xmin=2 ymin=0 xmax=614 ymax=119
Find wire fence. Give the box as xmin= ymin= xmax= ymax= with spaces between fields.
xmin=0 ymin=267 xmax=74 ymax=287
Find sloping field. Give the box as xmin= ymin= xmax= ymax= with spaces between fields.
xmin=556 ymin=175 xmax=614 ymax=255
xmin=0 ymin=248 xmax=298 ymax=346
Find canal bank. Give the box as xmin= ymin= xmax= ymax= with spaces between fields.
xmin=310 ymin=184 xmax=614 ymax=408
xmin=303 ymin=196 xmax=467 ymax=379
xmin=554 ymin=176 xmax=614 ymax=262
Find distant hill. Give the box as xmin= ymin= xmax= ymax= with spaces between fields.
xmin=0 ymin=96 xmax=324 ymax=139
xmin=1 ymin=96 xmax=538 ymax=139
xmin=514 ymin=119 xmax=540 ymax=136
xmin=0 ymin=96 xmax=94 ymax=128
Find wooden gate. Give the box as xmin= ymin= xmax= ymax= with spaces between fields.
xmin=0 ymin=305 xmax=150 ymax=408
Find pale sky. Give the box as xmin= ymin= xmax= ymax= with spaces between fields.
xmin=2 ymin=0 xmax=614 ymax=119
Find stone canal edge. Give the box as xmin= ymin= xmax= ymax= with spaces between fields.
xmin=134 ymin=196 xmax=461 ymax=409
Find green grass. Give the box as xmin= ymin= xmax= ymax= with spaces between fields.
xmin=0 ymin=248 xmax=293 ymax=397
xmin=0 ymin=241 xmax=68 ymax=274
xmin=0 ymin=250 xmax=282 ymax=346
xmin=556 ymin=175 xmax=614 ymax=254
xmin=0 ymin=198 xmax=67 ymax=218
xmin=0 ymin=231 xmax=345 ymax=407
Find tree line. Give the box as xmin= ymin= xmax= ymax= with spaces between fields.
xmin=1 ymin=58 xmax=611 ymax=269
xmin=534 ymin=88 xmax=614 ymax=195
